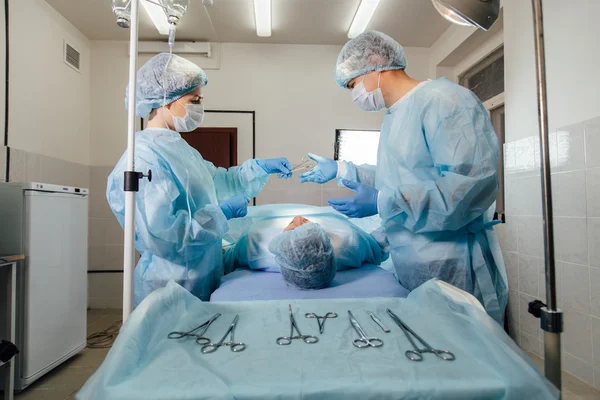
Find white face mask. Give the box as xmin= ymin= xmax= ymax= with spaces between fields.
xmin=167 ymin=100 xmax=205 ymax=132
xmin=351 ymin=73 xmax=386 ymax=112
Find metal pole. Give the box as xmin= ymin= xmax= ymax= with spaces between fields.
xmin=122 ymin=0 xmax=140 ymax=323
xmin=531 ymin=0 xmax=563 ymax=390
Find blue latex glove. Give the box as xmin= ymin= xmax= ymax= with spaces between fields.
xmin=219 ymin=195 xmax=249 ymax=220
xmin=299 ymin=153 xmax=338 ymax=184
xmin=256 ymin=158 xmax=292 ymax=178
xmin=328 ymin=179 xmax=379 ymax=218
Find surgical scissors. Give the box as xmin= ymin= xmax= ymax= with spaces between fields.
xmin=305 ymin=312 xmax=338 ymax=334
xmin=167 ymin=313 xmax=221 ymax=345
xmin=386 ymin=309 xmax=455 ymax=362
xmin=348 ymin=311 xmax=383 ymax=348
xmin=277 ymin=305 xmax=319 ymax=345
xmin=201 ymin=315 xmax=246 ymax=353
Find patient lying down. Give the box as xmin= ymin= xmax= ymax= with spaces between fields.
xmin=269 ymin=216 xmax=337 ymax=290
xmin=224 ymin=210 xmax=388 ymax=290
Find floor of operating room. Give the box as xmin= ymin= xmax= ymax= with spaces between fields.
xmin=2 ymin=309 xmax=598 ymax=400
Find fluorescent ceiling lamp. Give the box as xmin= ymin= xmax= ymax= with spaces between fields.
xmin=431 ymin=1 xmax=472 ymax=27
xmin=141 ymin=0 xmax=170 ymax=35
xmin=254 ymin=0 xmax=271 ymax=37
xmin=348 ymin=0 xmax=381 ymax=39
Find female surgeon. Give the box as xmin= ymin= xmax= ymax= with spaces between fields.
xmin=300 ymin=31 xmax=507 ymax=324
xmin=107 ymin=53 xmax=292 ymax=307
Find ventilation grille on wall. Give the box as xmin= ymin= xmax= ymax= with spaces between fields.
xmin=64 ymin=41 xmax=81 ymax=72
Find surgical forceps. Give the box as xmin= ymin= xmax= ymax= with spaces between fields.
xmin=290 ymin=156 xmax=317 ymax=174
xmin=277 ymin=305 xmax=319 ymax=345
xmin=386 ymin=309 xmax=455 ymax=362
xmin=167 ymin=313 xmax=221 ymax=345
xmin=305 ymin=312 xmax=338 ymax=334
xmin=201 ymin=315 xmax=246 ymax=353
xmin=367 ymin=311 xmax=390 ymax=333
xmin=348 ymin=311 xmax=383 ymax=348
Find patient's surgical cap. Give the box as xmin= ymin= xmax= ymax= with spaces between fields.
xmin=126 ymin=53 xmax=208 ymax=118
xmin=268 ymin=223 xmax=336 ymax=290
xmin=334 ymin=30 xmax=407 ymax=88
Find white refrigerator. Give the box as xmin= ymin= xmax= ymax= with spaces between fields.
xmin=0 ymin=182 xmax=88 ymax=390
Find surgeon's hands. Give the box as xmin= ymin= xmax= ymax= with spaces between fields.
xmin=219 ymin=195 xmax=249 ymax=220
xmin=257 ymin=158 xmax=293 ymax=178
xmin=328 ymin=179 xmax=378 ymax=218
xmin=299 ymin=153 xmax=338 ymax=184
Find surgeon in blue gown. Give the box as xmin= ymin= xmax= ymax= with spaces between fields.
xmin=107 ymin=53 xmax=292 ymax=306
xmin=300 ymin=31 xmax=507 ymax=324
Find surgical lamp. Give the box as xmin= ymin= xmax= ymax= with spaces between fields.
xmin=108 ymin=0 xmax=190 ymax=324
xmin=432 ymin=0 xmax=563 ymax=391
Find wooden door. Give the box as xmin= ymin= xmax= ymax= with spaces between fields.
xmin=180 ymin=127 xmax=238 ymax=168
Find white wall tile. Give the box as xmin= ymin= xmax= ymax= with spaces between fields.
xmin=587 ymin=168 xmax=600 ymax=217
xmin=556 ymin=123 xmax=586 ymax=172
xmin=539 ymin=260 xmax=562 ymax=304
xmin=89 ymin=192 xmax=113 ymax=219
xmin=305 ymin=190 xmax=323 ymax=206
xmin=504 ymin=178 xmax=519 ymax=216
xmin=595 ymin=367 xmax=600 ymax=392
xmin=514 ymin=137 xmax=536 ymax=175
xmin=519 ymin=293 xmax=541 ymax=339
xmin=9 ymin=148 xmax=25 ymax=182
xmin=504 ymin=141 xmax=516 ymax=175
xmin=589 ymin=218 xmax=600 ymax=268
xmin=555 ymin=171 xmax=587 ymax=217
xmin=585 ymin=117 xmax=600 ymax=168
xmin=105 ymin=218 xmax=124 ymax=246
xmin=519 ymin=176 xmax=542 ymax=216
xmin=593 ymin=318 xmax=600 ymax=368
xmin=105 ymin=245 xmax=125 ymax=271
xmin=517 ymin=217 xmax=543 ymax=258
xmin=591 ymin=269 xmax=600 ymax=318
xmin=88 ymin=218 xmax=107 ymax=247
xmin=88 ymin=245 xmax=106 ymax=271
xmin=520 ymin=332 xmax=542 ymax=357
xmin=504 ymin=251 xmax=519 ymax=292
xmin=337 ymin=187 xmax=355 ymax=198
xmin=555 ymin=217 xmax=589 ymax=265
xmin=519 ymin=255 xmax=540 ymax=297
xmin=561 ymin=263 xmax=591 ymax=314
xmin=563 ymin=352 xmax=595 ymax=386
xmin=495 ymin=221 xmax=518 ymax=252
xmin=24 ymin=152 xmax=41 ymax=182
xmin=563 ymin=309 xmax=593 ymax=364
xmin=88 ymin=273 xmax=123 ymax=309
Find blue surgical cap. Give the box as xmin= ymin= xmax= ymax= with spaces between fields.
xmin=126 ymin=53 xmax=208 ymax=118
xmin=268 ymin=223 xmax=336 ymax=290
xmin=334 ymin=30 xmax=407 ymax=88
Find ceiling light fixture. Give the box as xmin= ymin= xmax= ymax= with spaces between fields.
xmin=254 ymin=0 xmax=272 ymax=37
xmin=348 ymin=0 xmax=381 ymax=39
xmin=141 ymin=0 xmax=171 ymax=35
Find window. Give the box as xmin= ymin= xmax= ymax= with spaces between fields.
xmin=460 ymin=47 xmax=505 ymax=220
xmin=334 ymin=129 xmax=380 ymax=165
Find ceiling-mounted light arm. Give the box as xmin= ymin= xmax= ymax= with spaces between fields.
xmin=431 ymin=0 xmax=499 ymax=31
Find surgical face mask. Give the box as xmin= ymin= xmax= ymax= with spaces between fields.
xmin=167 ymin=100 xmax=205 ymax=132
xmin=351 ymin=73 xmax=386 ymax=112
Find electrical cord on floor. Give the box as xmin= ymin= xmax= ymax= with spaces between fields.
xmin=87 ymin=320 xmax=122 ymax=349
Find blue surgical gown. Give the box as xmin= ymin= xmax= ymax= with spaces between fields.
xmin=338 ymin=78 xmax=508 ymax=323
xmin=107 ymin=128 xmax=269 ymax=306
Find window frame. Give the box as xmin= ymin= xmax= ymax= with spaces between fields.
xmin=334 ymin=129 xmax=381 ymax=164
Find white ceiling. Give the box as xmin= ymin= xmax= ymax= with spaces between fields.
xmin=44 ymin=0 xmax=451 ymax=47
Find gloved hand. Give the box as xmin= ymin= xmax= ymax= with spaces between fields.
xmin=257 ymin=158 xmax=292 ymax=178
xmin=219 ymin=195 xmax=249 ymax=220
xmin=328 ymin=179 xmax=378 ymax=218
xmin=299 ymin=153 xmax=337 ymax=184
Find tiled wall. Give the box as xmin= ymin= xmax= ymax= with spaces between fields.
xmin=256 ymin=175 xmax=354 ymax=206
xmin=495 ymin=116 xmax=600 ymax=387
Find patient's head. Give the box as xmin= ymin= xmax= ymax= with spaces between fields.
xmin=284 ymin=216 xmax=311 ymax=232
xmin=269 ymin=222 xmax=336 ymax=290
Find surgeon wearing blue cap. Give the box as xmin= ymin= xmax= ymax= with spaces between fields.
xmin=300 ymin=31 xmax=507 ymax=324
xmin=107 ymin=53 xmax=292 ymax=306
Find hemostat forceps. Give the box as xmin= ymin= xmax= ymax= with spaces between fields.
xmin=290 ymin=156 xmax=317 ymax=174
xmin=386 ymin=309 xmax=455 ymax=362
xmin=201 ymin=315 xmax=246 ymax=353
xmin=167 ymin=313 xmax=221 ymax=345
xmin=305 ymin=312 xmax=338 ymax=334
xmin=277 ymin=305 xmax=319 ymax=345
xmin=348 ymin=311 xmax=383 ymax=348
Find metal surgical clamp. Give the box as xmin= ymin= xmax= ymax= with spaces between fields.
xmin=305 ymin=312 xmax=338 ymax=334
xmin=348 ymin=311 xmax=383 ymax=348
xmin=167 ymin=313 xmax=221 ymax=345
xmin=290 ymin=156 xmax=317 ymax=174
xmin=386 ymin=309 xmax=455 ymax=362
xmin=201 ymin=315 xmax=246 ymax=353
xmin=277 ymin=305 xmax=319 ymax=345
xmin=367 ymin=311 xmax=391 ymax=333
